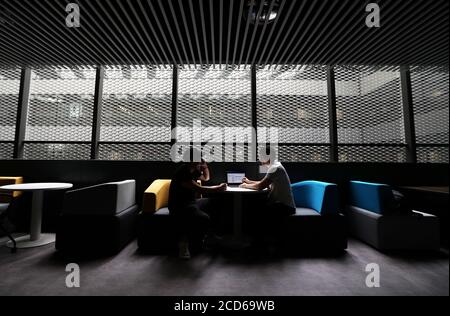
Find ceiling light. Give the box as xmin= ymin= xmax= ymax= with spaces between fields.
xmin=245 ymin=0 xmax=280 ymax=25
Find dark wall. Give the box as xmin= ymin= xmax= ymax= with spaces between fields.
xmin=0 ymin=159 xmax=448 ymax=231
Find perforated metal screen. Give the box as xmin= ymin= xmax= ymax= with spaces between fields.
xmin=256 ymin=65 xmax=330 ymax=162
xmin=23 ymin=143 xmax=91 ymax=160
xmin=100 ymin=66 xmax=173 ymax=161
xmin=338 ymin=145 xmax=407 ymax=163
xmin=176 ymin=65 xmax=252 ymax=162
xmin=24 ymin=68 xmax=96 ymax=160
xmin=1 ymin=65 xmax=448 ymax=164
xmin=98 ymin=143 xmax=172 ymax=161
xmin=0 ymin=143 xmax=14 ymax=159
xmin=258 ymin=144 xmax=330 ymax=163
xmin=335 ymin=66 xmax=407 ymax=162
xmin=411 ymin=66 xmax=449 ymax=163
xmin=0 ymin=68 xmax=21 ymax=159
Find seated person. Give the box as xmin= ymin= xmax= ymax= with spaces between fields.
xmin=168 ymin=148 xmax=227 ymax=259
xmin=240 ymin=145 xmax=296 ymax=250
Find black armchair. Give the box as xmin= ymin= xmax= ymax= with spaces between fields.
xmin=0 ymin=193 xmax=17 ymax=253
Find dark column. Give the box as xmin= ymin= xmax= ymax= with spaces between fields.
xmin=251 ymin=65 xmax=258 ymax=161
xmin=90 ymin=66 xmax=104 ymax=159
xmin=13 ymin=68 xmax=31 ymax=159
xmin=400 ymin=65 xmax=417 ymax=163
xmin=327 ymin=66 xmax=338 ymax=162
xmin=170 ymin=65 xmax=179 ymax=146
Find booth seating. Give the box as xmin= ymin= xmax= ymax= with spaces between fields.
xmin=138 ymin=179 xmax=347 ymax=254
xmin=282 ymin=181 xmax=347 ymax=253
xmin=56 ymin=180 xmax=139 ymax=255
xmin=347 ymin=181 xmax=440 ymax=251
xmin=137 ymin=179 xmax=177 ymax=252
xmin=0 ymin=176 xmax=23 ymax=204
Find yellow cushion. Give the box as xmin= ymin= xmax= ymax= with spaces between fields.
xmin=142 ymin=179 xmax=171 ymax=214
xmin=0 ymin=176 xmax=24 ymax=203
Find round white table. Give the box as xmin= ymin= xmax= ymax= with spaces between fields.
xmin=0 ymin=182 xmax=73 ymax=248
xmin=221 ymin=187 xmax=268 ymax=249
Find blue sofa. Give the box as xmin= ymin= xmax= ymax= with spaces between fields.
xmin=280 ymin=181 xmax=347 ymax=252
xmin=347 ymin=181 xmax=440 ymax=251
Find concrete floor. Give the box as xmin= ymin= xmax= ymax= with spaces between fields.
xmin=0 ymin=238 xmax=448 ymax=296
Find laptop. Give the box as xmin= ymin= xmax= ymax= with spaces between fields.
xmin=227 ymin=172 xmax=246 ymax=187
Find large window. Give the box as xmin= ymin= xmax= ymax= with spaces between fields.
xmin=1 ymin=64 xmax=448 ymax=164
xmin=256 ymin=65 xmax=330 ymax=162
xmin=176 ymin=65 xmax=253 ymax=162
xmin=24 ymin=68 xmax=96 ymax=160
xmin=0 ymin=69 xmax=20 ymax=159
xmin=335 ymin=66 xmax=407 ymax=162
xmin=411 ymin=66 xmax=449 ymax=163
xmin=99 ymin=66 xmax=173 ymax=160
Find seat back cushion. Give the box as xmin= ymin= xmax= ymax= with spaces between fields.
xmin=115 ymin=180 xmax=137 ymax=212
xmin=142 ymin=179 xmax=171 ymax=214
xmin=349 ymin=181 xmax=395 ymax=215
xmin=291 ymin=181 xmax=339 ymax=215
xmin=63 ymin=180 xmax=136 ymax=215
xmin=0 ymin=176 xmax=23 ymax=203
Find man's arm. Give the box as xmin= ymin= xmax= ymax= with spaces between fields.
xmin=181 ymin=180 xmax=227 ymax=194
xmin=240 ymin=176 xmax=272 ymax=191
xmin=199 ymin=163 xmax=210 ymax=182
xmin=242 ymin=177 xmax=258 ymax=184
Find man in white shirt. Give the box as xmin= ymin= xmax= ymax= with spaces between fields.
xmin=240 ymin=145 xmax=296 ymax=250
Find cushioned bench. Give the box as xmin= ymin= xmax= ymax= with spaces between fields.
xmin=137 ymin=179 xmax=177 ymax=252
xmin=347 ymin=181 xmax=440 ymax=251
xmin=138 ymin=179 xmax=347 ymax=254
xmin=0 ymin=176 xmax=23 ymax=204
xmin=281 ymin=181 xmax=347 ymax=253
xmin=56 ymin=180 xmax=139 ymax=255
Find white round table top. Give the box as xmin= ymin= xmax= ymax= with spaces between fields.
xmin=0 ymin=182 xmax=73 ymax=191
xmin=225 ymin=187 xmax=268 ymax=193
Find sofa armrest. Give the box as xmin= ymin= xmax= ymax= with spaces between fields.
xmin=142 ymin=179 xmax=171 ymax=214
xmin=63 ymin=180 xmax=136 ymax=215
xmin=0 ymin=176 xmax=23 ymax=203
xmin=291 ymin=181 xmax=339 ymax=215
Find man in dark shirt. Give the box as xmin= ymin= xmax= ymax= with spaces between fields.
xmin=169 ymin=149 xmax=227 ymax=259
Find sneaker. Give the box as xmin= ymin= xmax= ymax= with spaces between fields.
xmin=178 ymin=241 xmax=191 ymax=259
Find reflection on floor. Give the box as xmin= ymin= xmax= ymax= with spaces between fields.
xmin=0 ymin=239 xmax=448 ymax=296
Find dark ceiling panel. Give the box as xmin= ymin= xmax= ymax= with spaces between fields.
xmin=0 ymin=0 xmax=448 ymax=68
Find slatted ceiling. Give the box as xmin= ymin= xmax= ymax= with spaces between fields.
xmin=0 ymin=0 xmax=448 ymax=68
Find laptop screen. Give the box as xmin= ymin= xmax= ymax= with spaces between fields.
xmin=227 ymin=172 xmax=245 ymax=184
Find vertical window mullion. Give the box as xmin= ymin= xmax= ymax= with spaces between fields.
xmin=91 ymin=66 xmax=104 ymax=160
xmin=13 ymin=67 xmax=31 ymax=159
xmin=327 ymin=66 xmax=338 ymax=162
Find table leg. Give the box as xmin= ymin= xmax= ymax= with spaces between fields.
xmin=233 ymin=193 xmax=243 ymax=240
xmin=222 ymin=193 xmax=251 ymax=250
xmin=30 ymin=190 xmax=43 ymax=241
xmin=6 ymin=190 xmax=55 ymax=249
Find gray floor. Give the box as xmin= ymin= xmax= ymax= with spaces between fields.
xmin=0 ymin=238 xmax=448 ymax=296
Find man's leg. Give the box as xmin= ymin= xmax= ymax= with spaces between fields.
xmin=265 ymin=203 xmax=295 ymax=246
xmin=253 ymin=203 xmax=293 ymax=249
xmin=172 ymin=203 xmax=210 ymax=257
xmin=196 ymin=198 xmax=221 ymax=233
xmin=187 ymin=204 xmax=211 ymax=251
